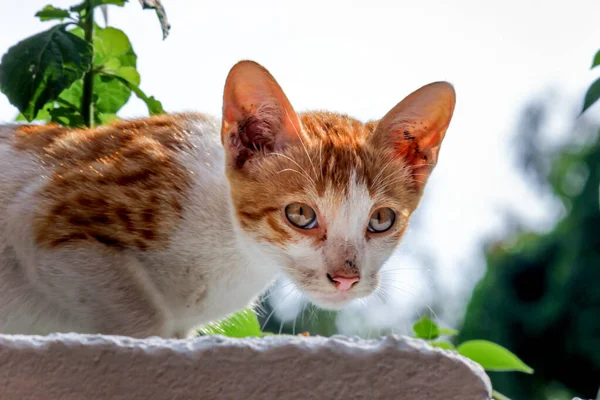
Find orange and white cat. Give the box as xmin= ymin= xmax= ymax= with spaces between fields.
xmin=0 ymin=61 xmax=455 ymax=338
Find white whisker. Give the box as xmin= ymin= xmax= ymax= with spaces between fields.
xmin=283 ymin=108 xmax=318 ymax=179
xmin=268 ymin=152 xmax=316 ymax=186
xmin=260 ymin=285 xmax=297 ymax=332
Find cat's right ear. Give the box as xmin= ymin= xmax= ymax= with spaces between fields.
xmin=221 ymin=60 xmax=303 ymax=169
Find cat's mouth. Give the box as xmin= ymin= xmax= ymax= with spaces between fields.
xmin=308 ymin=292 xmax=354 ymax=310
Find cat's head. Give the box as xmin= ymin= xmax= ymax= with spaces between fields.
xmin=220 ymin=60 xmax=455 ymax=309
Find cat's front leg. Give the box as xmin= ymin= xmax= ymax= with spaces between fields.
xmin=85 ymin=250 xmax=177 ymax=338
xmin=18 ymin=245 xmax=176 ymax=338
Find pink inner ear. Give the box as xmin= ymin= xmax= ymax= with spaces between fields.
xmin=372 ymin=81 xmax=455 ymax=189
xmin=390 ymin=127 xmax=435 ymax=165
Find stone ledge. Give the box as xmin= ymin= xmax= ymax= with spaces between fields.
xmin=0 ymin=334 xmax=491 ymax=400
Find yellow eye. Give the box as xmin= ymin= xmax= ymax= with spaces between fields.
xmin=285 ymin=203 xmax=318 ymax=229
xmin=367 ymin=208 xmax=395 ymax=233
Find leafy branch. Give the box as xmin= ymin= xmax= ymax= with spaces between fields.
xmin=0 ymin=0 xmax=168 ymax=127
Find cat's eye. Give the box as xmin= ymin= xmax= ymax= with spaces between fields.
xmin=285 ymin=203 xmax=318 ymax=229
xmin=367 ymin=207 xmax=395 ymax=233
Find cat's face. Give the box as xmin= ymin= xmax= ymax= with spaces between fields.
xmin=220 ymin=61 xmax=455 ymax=309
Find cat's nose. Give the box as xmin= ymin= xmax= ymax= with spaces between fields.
xmin=327 ymin=274 xmax=360 ymax=291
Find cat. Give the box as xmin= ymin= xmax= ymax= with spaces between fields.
xmin=0 ymin=60 xmax=455 ymax=338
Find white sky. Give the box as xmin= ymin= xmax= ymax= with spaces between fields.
xmin=2 ymin=0 xmax=600 ymax=332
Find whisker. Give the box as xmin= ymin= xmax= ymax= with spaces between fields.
xmin=319 ymin=142 xmax=323 ymax=180
xmin=292 ymin=313 xmax=297 ymax=335
xmin=259 ymin=281 xmax=296 ymax=303
xmin=426 ymin=306 xmax=440 ymax=325
xmin=283 ymin=108 xmax=318 ymax=179
xmin=269 ymin=152 xmax=316 ymax=186
xmin=381 ymin=279 xmax=421 ymax=291
xmin=276 ymin=168 xmax=314 ymax=183
xmin=379 ymin=283 xmax=417 ymax=297
xmin=380 ymin=268 xmax=430 ymax=273
xmin=278 ymin=317 xmax=285 ymax=334
xmin=260 ymin=285 xmax=296 ymax=332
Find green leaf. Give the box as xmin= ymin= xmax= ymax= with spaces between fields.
xmin=94 ymin=75 xmax=133 ymax=113
xmin=49 ymin=106 xmax=84 ymax=127
xmin=413 ymin=316 xmax=439 ymax=340
xmin=98 ymin=0 xmax=128 ymax=5
xmin=114 ymin=66 xmax=141 ymax=85
xmin=15 ymin=101 xmax=55 ymax=122
xmin=70 ymin=26 xmax=136 ymax=68
xmin=94 ymin=27 xmax=137 ymax=68
xmin=128 ymin=85 xmax=164 ymax=115
xmin=492 ymin=390 xmax=512 ymax=400
xmin=0 ymin=25 xmax=92 ymax=121
xmin=198 ymin=309 xmax=262 ymax=338
xmin=106 ymin=73 xmax=164 ymax=115
xmin=35 ymin=5 xmax=71 ymax=21
xmin=592 ymin=50 xmax=600 ymax=69
xmin=439 ymin=327 xmax=459 ymax=336
xmin=57 ymin=79 xmax=83 ymax=110
xmin=429 ymin=340 xmax=456 ymax=350
xmin=70 ymin=0 xmax=128 ymax=12
xmin=103 ymin=57 xmax=121 ymax=72
xmin=457 ymin=340 xmax=534 ymax=373
xmin=582 ymin=77 xmax=600 ymax=114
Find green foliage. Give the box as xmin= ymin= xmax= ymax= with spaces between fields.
xmin=0 ymin=0 xmax=166 ymax=127
xmin=429 ymin=340 xmax=456 ymax=350
xmin=582 ymin=78 xmax=600 ymax=114
xmin=410 ymin=317 xmax=532 ymax=374
xmin=457 ymin=340 xmax=533 ymax=374
xmin=70 ymin=0 xmax=128 ymax=13
xmin=0 ymin=25 xmax=92 ymax=121
xmin=413 ymin=316 xmax=460 ymax=340
xmin=35 ymin=5 xmax=71 ymax=21
xmin=582 ymin=49 xmax=600 ymax=113
xmin=491 ymin=390 xmax=512 ymax=400
xmin=412 ymin=316 xmax=440 ymax=339
xmin=198 ymin=309 xmax=262 ymax=338
xmin=410 ymin=316 xmax=532 ymax=400
xmin=591 ymin=50 xmax=600 ymax=69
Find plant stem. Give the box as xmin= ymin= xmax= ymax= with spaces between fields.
xmin=492 ymin=390 xmax=512 ymax=400
xmin=81 ymin=1 xmax=95 ymax=127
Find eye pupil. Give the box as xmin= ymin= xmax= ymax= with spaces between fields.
xmin=285 ymin=203 xmax=317 ymax=229
xmin=367 ymin=208 xmax=395 ymax=233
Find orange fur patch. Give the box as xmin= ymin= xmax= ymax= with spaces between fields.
xmin=14 ymin=114 xmax=203 ymax=250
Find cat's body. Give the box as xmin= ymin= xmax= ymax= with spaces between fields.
xmin=0 ymin=61 xmax=455 ymax=338
xmin=0 ymin=114 xmax=277 ymax=337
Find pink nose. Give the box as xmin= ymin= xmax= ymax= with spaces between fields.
xmin=329 ymin=275 xmax=360 ymax=291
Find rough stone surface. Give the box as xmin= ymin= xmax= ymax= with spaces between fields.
xmin=0 ymin=334 xmax=491 ymax=400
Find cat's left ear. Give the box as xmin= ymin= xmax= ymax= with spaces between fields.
xmin=221 ymin=60 xmax=304 ymax=169
xmin=370 ymin=81 xmax=456 ymax=191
